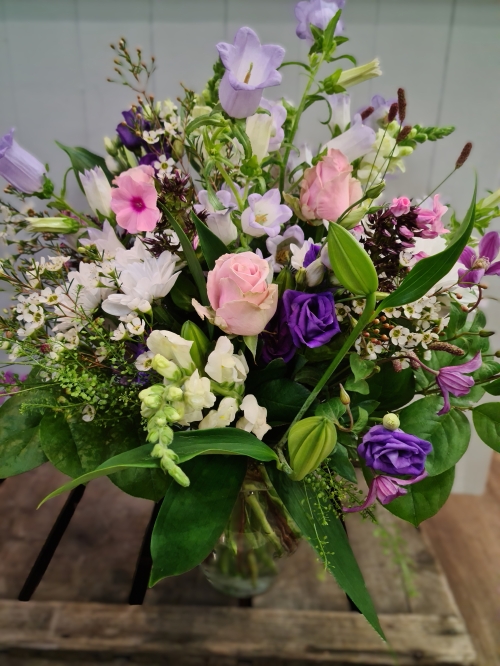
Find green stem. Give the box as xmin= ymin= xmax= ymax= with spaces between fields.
xmin=277 ymin=292 xmax=377 ymax=451
xmin=216 ymin=162 xmax=244 ymax=212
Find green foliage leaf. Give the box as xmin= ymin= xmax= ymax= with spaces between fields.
xmin=376 ymin=182 xmax=476 ymax=311
xmin=367 ymin=364 xmax=415 ymax=412
xmin=385 ymin=467 xmax=455 ymax=526
xmin=328 ymin=443 xmax=357 ymax=482
xmin=191 ymin=211 xmax=227 ymax=270
xmin=169 ymin=273 xmax=198 ymax=312
xmin=328 ymin=223 xmax=378 ymax=296
xmin=473 ymin=403 xmax=500 ymax=452
xmin=485 ymin=377 xmax=500 ymax=396
xmin=55 ymin=142 xmax=113 ymax=192
xmin=352 ymin=407 xmax=369 ymax=435
xmin=399 ymin=397 xmax=470 ymax=476
xmin=40 ymin=412 xmax=85 ymax=479
xmin=254 ymin=379 xmax=311 ymax=424
xmin=267 ymin=465 xmax=384 ymax=640
xmin=345 ymin=377 xmax=369 ymax=394
xmin=315 ymin=396 xmax=346 ymax=422
xmin=150 ymin=456 xmax=246 ymax=583
xmin=245 ymin=359 xmax=287 ymax=392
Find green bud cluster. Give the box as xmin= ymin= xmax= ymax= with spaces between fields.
xmin=151 ymin=442 xmax=190 ymax=487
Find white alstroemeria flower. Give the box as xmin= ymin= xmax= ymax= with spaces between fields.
xmin=135 ymin=350 xmax=155 ymax=372
xmin=126 ymin=317 xmax=145 ymax=336
xmin=199 ymin=397 xmax=239 ymax=430
xmin=194 ymin=189 xmax=238 ymax=245
xmin=111 ymin=323 xmax=128 ymax=341
xmin=236 ymin=394 xmax=271 ymax=440
xmin=389 ymin=326 xmax=410 ymax=347
xmin=204 ymin=337 xmax=248 ymax=385
xmin=80 ymin=221 xmax=125 ymax=259
xmin=81 ymin=166 xmax=112 ymax=217
xmin=147 ymin=330 xmax=194 ymax=371
xmin=101 ymin=251 xmax=180 ymax=317
xmin=180 ymin=370 xmax=216 ymax=424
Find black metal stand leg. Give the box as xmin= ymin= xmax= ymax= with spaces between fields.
xmin=128 ymin=500 xmax=163 ymax=605
xmin=18 ymin=484 xmax=86 ymax=601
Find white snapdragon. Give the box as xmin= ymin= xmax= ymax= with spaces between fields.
xmin=204 ymin=337 xmax=248 ymax=385
xmin=199 ymin=397 xmax=239 ymax=430
xmin=236 ymin=394 xmax=271 ymax=440
xmin=147 ymin=330 xmax=194 ymax=372
xmin=180 ymin=370 xmax=216 ymax=424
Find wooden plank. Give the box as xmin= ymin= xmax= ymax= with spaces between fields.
xmin=0 ymin=600 xmax=476 ymax=665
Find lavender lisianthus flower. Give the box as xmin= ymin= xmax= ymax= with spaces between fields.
xmin=358 ymin=425 xmax=432 ymax=476
xmin=457 ymin=231 xmax=500 ymax=287
xmin=0 ymin=129 xmax=45 ymax=193
xmin=260 ymin=301 xmax=297 ymax=363
xmin=283 ymin=290 xmax=340 ymax=348
xmin=216 ymin=28 xmax=285 ymax=119
xmin=295 ymin=0 xmax=345 ymax=42
xmin=435 ymin=352 xmax=482 ymax=415
xmin=343 ymin=471 xmax=428 ymax=513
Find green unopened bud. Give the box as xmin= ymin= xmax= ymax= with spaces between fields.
xmin=181 ymin=321 xmax=210 ymax=371
xmin=275 ymin=266 xmax=296 ymax=297
xmin=339 ymin=200 xmax=372 ymax=230
xmin=288 ymin=416 xmax=337 ymax=481
xmin=164 ymin=385 xmax=184 ymax=402
xmin=152 ymin=354 xmax=182 ymax=381
xmin=26 ymin=217 xmax=81 ymax=234
xmin=138 ymin=384 xmax=164 ymax=401
xmin=339 ymin=384 xmax=350 ymax=405
xmin=172 ymin=139 xmax=184 ymax=161
xmin=162 ymin=405 xmax=181 ymax=423
xmin=479 ymin=330 xmax=494 ymax=338
xmin=159 ymin=425 xmax=175 ymax=447
xmin=495 ymin=350 xmax=500 ymax=358
xmin=104 ymin=136 xmax=118 ymax=156
xmin=382 ymin=413 xmax=400 ymax=431
xmin=143 ymin=394 xmax=162 ymax=410
xmin=364 ymin=182 xmax=385 ymax=200
xmin=295 ymin=267 xmax=308 ymax=289
xmin=338 ymin=58 xmax=382 ymax=89
xmin=328 ymin=223 xmax=378 ymax=296
xmin=1 ymin=341 xmax=10 ymax=350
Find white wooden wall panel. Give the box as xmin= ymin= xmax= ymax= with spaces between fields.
xmin=0 ymin=0 xmax=499 ymax=493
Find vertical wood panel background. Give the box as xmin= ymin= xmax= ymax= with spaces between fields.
xmin=0 ymin=0 xmax=499 ymax=492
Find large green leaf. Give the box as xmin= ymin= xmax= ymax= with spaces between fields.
xmin=267 ymin=465 xmax=384 ymax=640
xmin=150 ymin=455 xmax=246 ymax=583
xmin=254 ymin=379 xmax=311 ymax=424
xmin=191 ymin=211 xmax=227 ymax=270
xmin=399 ymin=397 xmax=470 ymax=476
xmin=328 ymin=223 xmax=378 ymax=296
xmin=472 ymin=402 xmax=500 ymax=452
xmin=245 ymin=359 xmax=287 ymax=392
xmin=385 ymin=467 xmax=455 ymax=526
xmin=367 ymin=364 xmax=415 ymax=412
xmin=56 ymin=142 xmax=113 ymax=192
xmin=0 ymin=389 xmax=56 ymax=478
xmin=328 ymin=443 xmax=357 ymax=483
xmin=40 ymin=412 xmax=85 ymax=479
xmin=376 ymin=182 xmax=476 ymax=311
xmin=484 ymin=377 xmax=500 ymax=396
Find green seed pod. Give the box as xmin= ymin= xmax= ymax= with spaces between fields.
xmin=328 ymin=223 xmax=378 ymax=296
xmin=181 ymin=320 xmax=210 ymax=371
xmin=288 ymin=416 xmax=337 ymax=481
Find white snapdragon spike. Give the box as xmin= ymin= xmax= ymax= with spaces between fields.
xmin=180 ymin=370 xmax=216 ymax=424
xmin=101 ymin=251 xmax=180 ymax=317
xmin=147 ymin=330 xmax=194 ymax=371
xmin=193 ymin=189 xmax=238 ymax=245
xmin=236 ymin=394 xmax=271 ymax=440
xmin=199 ymin=397 xmax=239 ymax=430
xmin=80 ymin=221 xmax=125 ymax=260
xmin=80 ymin=166 xmax=112 ymax=217
xmin=135 ymin=350 xmax=155 ymax=371
xmin=204 ymin=336 xmax=248 ymax=385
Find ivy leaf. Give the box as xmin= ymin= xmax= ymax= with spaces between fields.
xmin=473 ymin=403 xmax=500 ymax=452
xmin=367 ymin=364 xmax=415 ymax=412
xmin=345 ymin=377 xmax=370 ymax=395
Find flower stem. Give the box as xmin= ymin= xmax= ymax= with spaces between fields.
xmin=216 ymin=161 xmax=244 ymax=212
xmin=276 ymin=291 xmax=377 ymax=452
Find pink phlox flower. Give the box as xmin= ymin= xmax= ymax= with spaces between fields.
xmin=415 ymin=194 xmax=449 ymax=238
xmin=110 ymin=165 xmax=161 ymax=234
xmin=457 ymin=230 xmax=500 ymax=287
xmin=343 ymin=471 xmax=428 ymax=513
xmin=390 ymin=196 xmax=411 ymax=217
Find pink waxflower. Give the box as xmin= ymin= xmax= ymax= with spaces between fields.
xmin=415 ymin=194 xmax=449 ymax=238
xmin=343 ymin=471 xmax=428 ymax=513
xmin=299 ymin=148 xmax=362 ymax=222
xmin=192 ymin=252 xmax=278 ymax=336
xmin=110 ymin=165 xmax=161 ymax=234
xmin=390 ymin=196 xmax=411 ymax=217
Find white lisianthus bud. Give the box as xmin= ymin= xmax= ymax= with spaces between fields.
xmin=204 ymin=336 xmax=248 ymax=386
xmin=382 ymin=413 xmax=400 ymax=431
xmin=147 ymin=330 xmax=195 ymax=372
xmin=236 ymin=394 xmax=271 ymax=440
xmin=80 ymin=166 xmax=112 ymax=217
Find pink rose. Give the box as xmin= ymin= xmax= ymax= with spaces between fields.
xmin=299 ymin=148 xmax=362 ymax=222
xmin=110 ymin=165 xmax=160 ymax=234
xmin=193 ymin=252 xmax=278 ymax=336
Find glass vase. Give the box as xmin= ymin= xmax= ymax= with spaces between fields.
xmin=201 ymin=465 xmax=300 ymax=598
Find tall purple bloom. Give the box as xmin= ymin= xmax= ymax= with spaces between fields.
xmin=0 ymin=129 xmax=45 ymax=193
xmin=435 ymin=352 xmax=482 ymax=415
xmin=216 ymin=28 xmax=285 ymax=119
xmin=283 ymin=290 xmax=340 ymax=348
xmin=116 ymin=108 xmax=150 ymax=151
xmin=457 ymin=231 xmax=500 ymax=287
xmin=343 ymin=471 xmax=428 ymax=513
xmin=260 ymin=301 xmax=297 ymax=363
xmin=295 ymin=0 xmax=345 ymax=42
xmin=358 ymin=425 xmax=432 ymax=477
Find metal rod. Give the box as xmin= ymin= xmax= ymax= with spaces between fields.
xmin=18 ymin=484 xmax=86 ymax=601
xmin=128 ymin=500 xmax=163 ymax=605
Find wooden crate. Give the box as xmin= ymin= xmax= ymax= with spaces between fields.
xmin=0 ymin=464 xmax=476 ymax=666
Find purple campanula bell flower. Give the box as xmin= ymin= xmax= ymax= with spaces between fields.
xmin=295 ymin=0 xmax=345 ymax=42
xmin=435 ymin=352 xmax=482 ymax=415
xmin=216 ymin=28 xmax=285 ymax=119
xmin=282 ymin=289 xmax=340 ymax=348
xmin=343 ymin=471 xmax=428 ymax=513
xmin=457 ymin=231 xmax=500 ymax=287
xmin=358 ymin=424 xmax=432 ymax=477
xmin=0 ymin=129 xmax=45 ymax=193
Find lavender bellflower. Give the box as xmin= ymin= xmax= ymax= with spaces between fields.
xmin=0 ymin=129 xmax=45 ymax=193
xmin=295 ymin=0 xmax=345 ymax=42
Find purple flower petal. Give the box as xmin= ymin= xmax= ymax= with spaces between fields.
xmin=485 ymin=260 xmax=500 ymax=276
xmin=457 ymin=267 xmax=485 ymax=287
xmin=478 ymin=230 xmax=500 ymax=262
xmin=458 ymin=245 xmax=476 ymax=269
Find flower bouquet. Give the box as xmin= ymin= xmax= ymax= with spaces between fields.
xmin=1 ymin=1 xmax=500 ymax=638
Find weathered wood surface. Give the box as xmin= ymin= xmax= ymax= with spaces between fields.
xmin=0 ymin=464 xmax=477 ymax=664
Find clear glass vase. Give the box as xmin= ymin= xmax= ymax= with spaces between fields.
xmin=201 ymin=465 xmax=300 ymax=598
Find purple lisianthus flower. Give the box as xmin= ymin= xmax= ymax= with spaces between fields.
xmin=0 ymin=129 xmax=45 ymax=193
xmin=241 ymin=188 xmax=292 ymax=238
xmin=343 ymin=471 xmax=428 ymax=513
xmin=139 ymin=152 xmax=159 ymax=167
xmin=358 ymin=425 xmax=432 ymax=476
xmin=457 ymin=231 xmax=500 ymax=287
xmin=323 ymin=115 xmax=376 ymax=162
xmin=216 ymin=28 xmax=285 ymax=119
xmin=435 ymin=352 xmax=482 ymax=415
xmin=303 ymin=243 xmax=321 ymax=267
xmin=116 ymin=108 xmax=150 ymax=150
xmin=295 ymin=0 xmax=345 ymax=42
xmin=283 ymin=290 xmax=340 ymax=348
xmin=260 ymin=301 xmax=297 ymax=363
